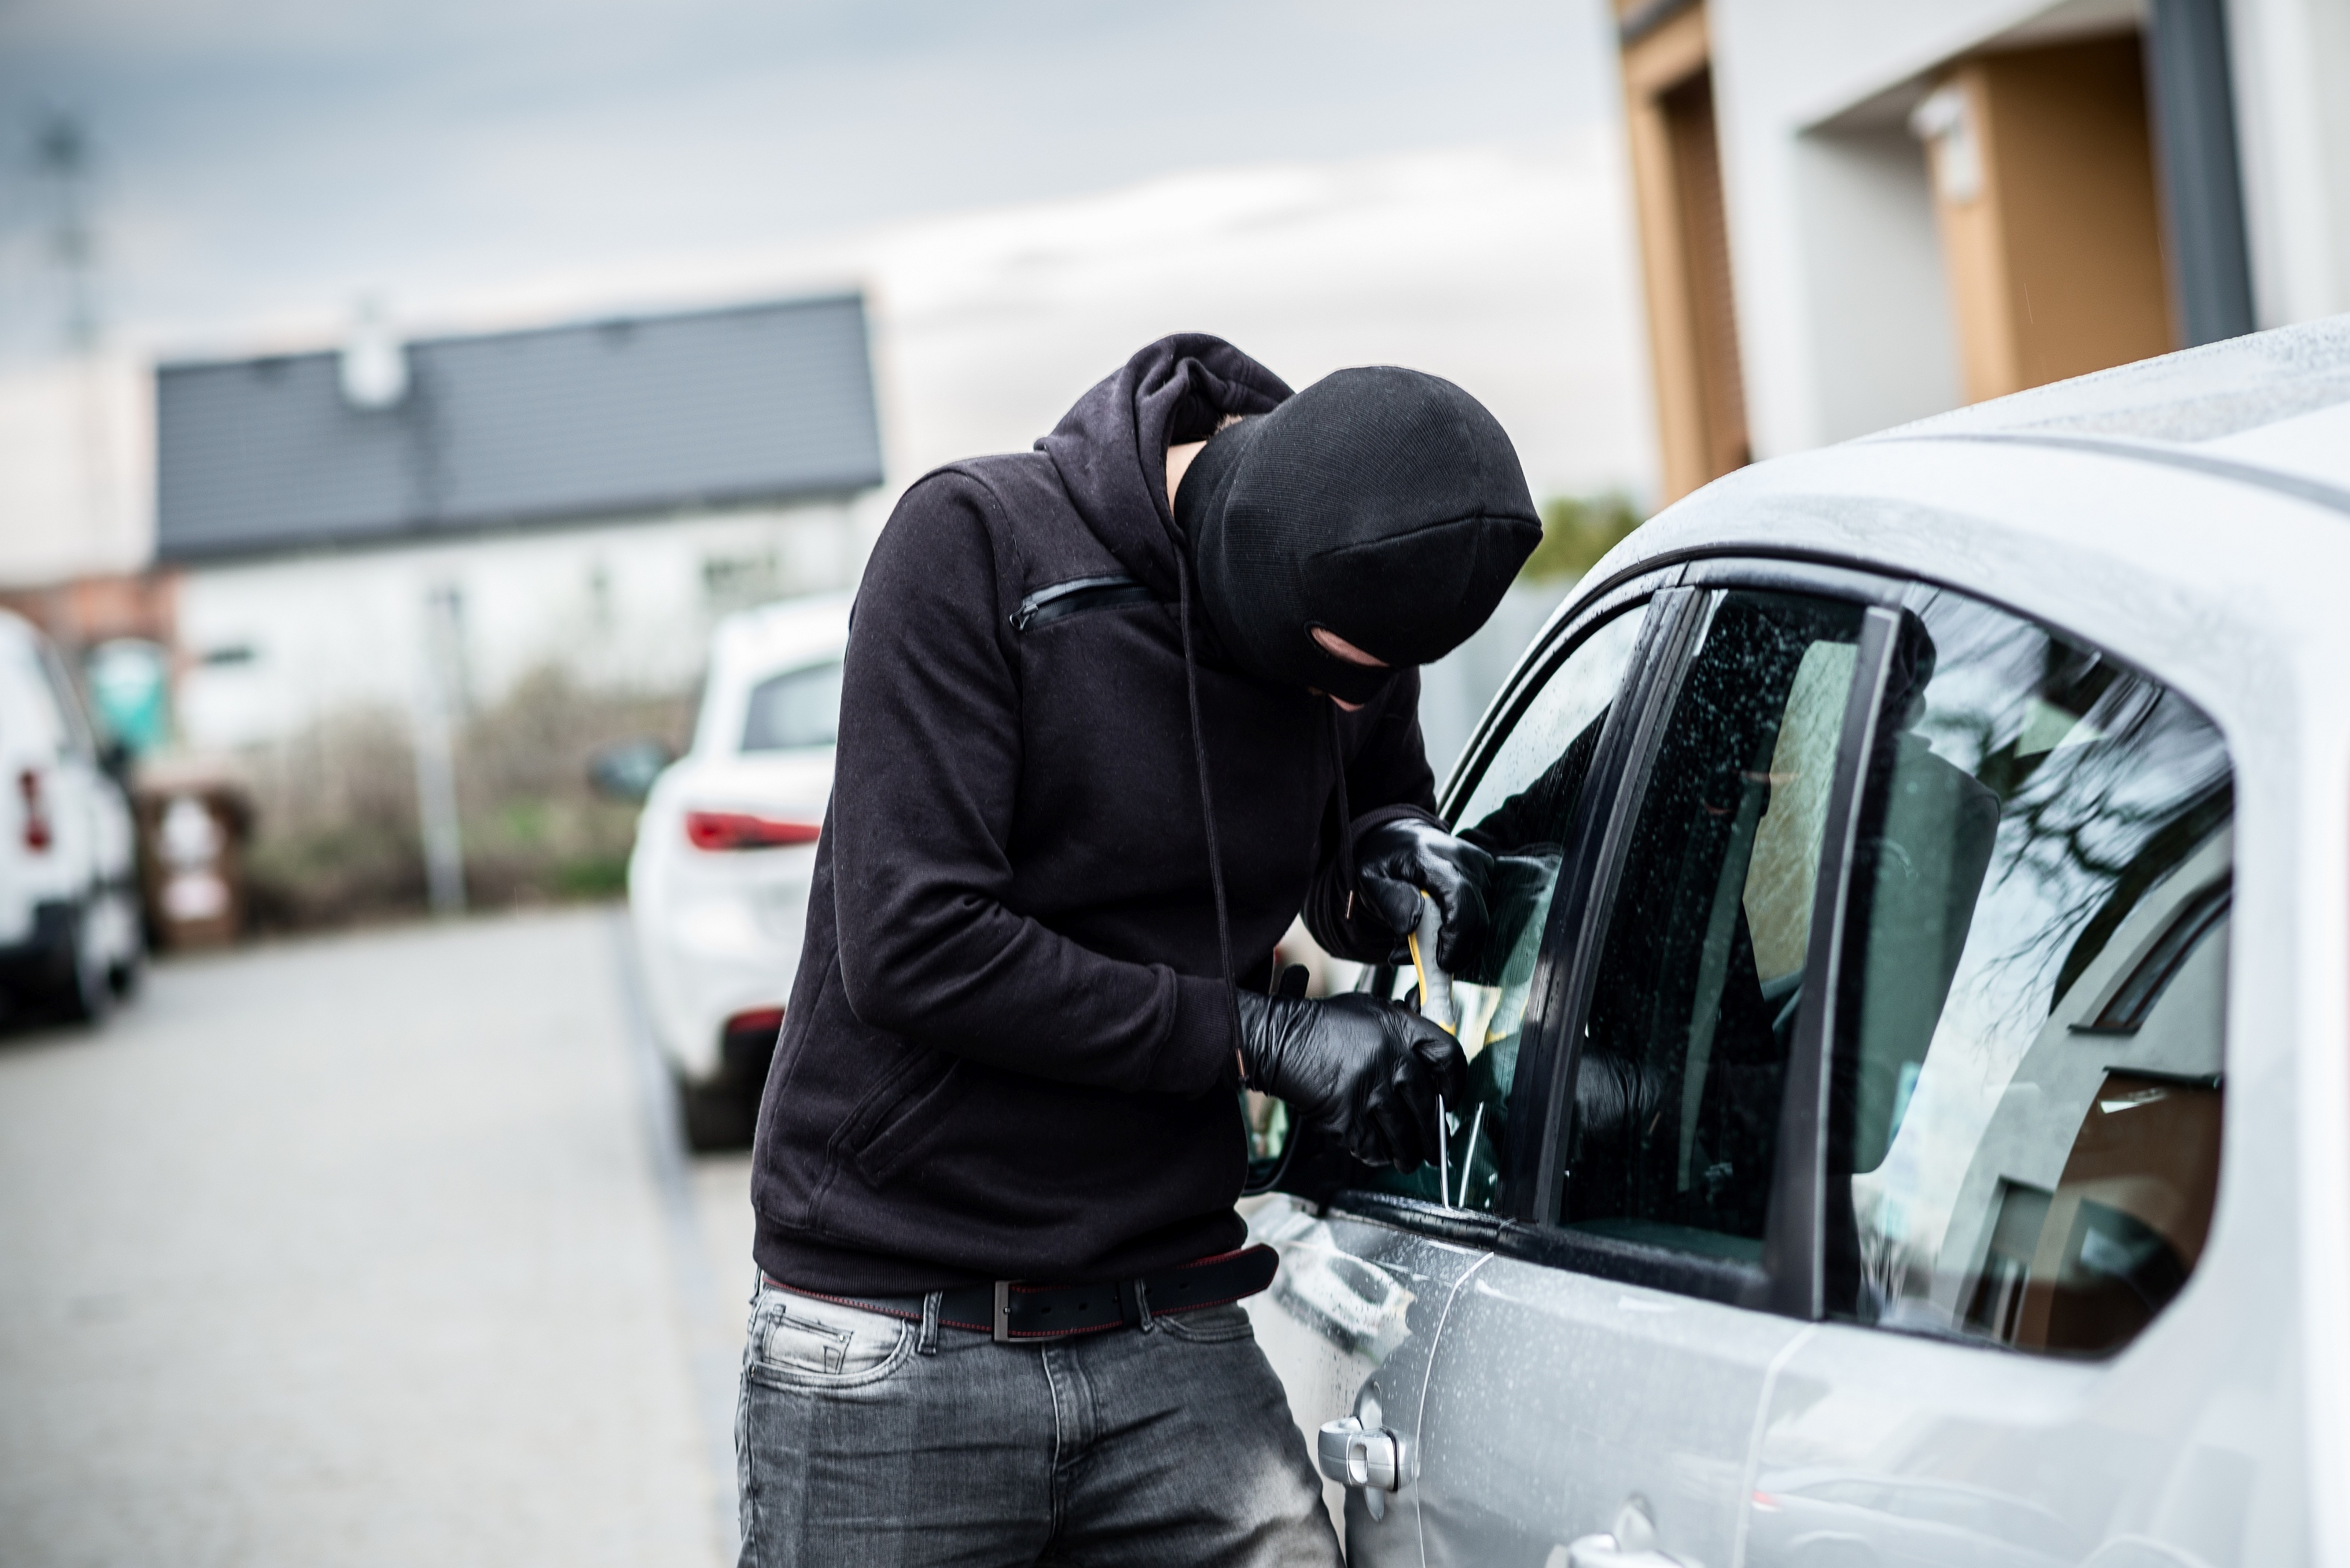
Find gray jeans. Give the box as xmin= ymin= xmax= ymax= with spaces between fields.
xmin=735 ymin=1279 xmax=1343 ymax=1568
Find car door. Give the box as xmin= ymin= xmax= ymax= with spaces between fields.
xmin=1246 ymin=572 xmax=1672 ymax=1563
xmin=1413 ymin=566 xmax=1914 ymax=1567
xmin=1741 ymin=582 xmax=2263 ymax=1568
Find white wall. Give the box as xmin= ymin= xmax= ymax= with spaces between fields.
xmin=1710 ymin=0 xmax=2082 ymax=457
xmin=173 ymin=501 xmax=861 ymax=750
xmin=1703 ymin=0 xmax=2350 ymax=458
xmin=1789 ymin=123 xmax=1963 ymax=446
xmin=2232 ymin=0 xmax=2350 ymax=327
xmin=0 ymin=353 xmax=150 ymax=587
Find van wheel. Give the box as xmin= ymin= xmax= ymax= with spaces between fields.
xmin=107 ymin=904 xmax=146 ymax=999
xmin=676 ymin=1072 xmax=760 ymax=1153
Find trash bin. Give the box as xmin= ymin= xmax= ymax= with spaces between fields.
xmin=132 ymin=769 xmax=252 ymax=950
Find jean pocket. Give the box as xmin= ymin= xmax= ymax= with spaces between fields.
xmin=1160 ymin=1303 xmax=1257 ymax=1345
xmin=748 ymin=1291 xmax=913 ymax=1387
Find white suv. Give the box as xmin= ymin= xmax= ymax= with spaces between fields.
xmin=0 ymin=610 xmax=142 ymax=1025
xmin=623 ymin=594 xmax=848 ymax=1150
xmin=1247 ymin=316 xmax=2350 ymax=1567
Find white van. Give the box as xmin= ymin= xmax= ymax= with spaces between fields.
xmin=0 ymin=610 xmax=143 ymax=1025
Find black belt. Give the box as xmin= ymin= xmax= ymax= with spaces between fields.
xmin=766 ymin=1243 xmax=1279 ymax=1343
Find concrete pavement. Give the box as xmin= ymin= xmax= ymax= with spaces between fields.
xmin=0 ymin=907 xmax=756 ymax=1568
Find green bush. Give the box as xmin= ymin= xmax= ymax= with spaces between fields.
xmin=1520 ymin=493 xmax=1646 ymax=584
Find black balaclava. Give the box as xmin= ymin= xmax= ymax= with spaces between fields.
xmin=1174 ymin=366 xmax=1543 ymax=704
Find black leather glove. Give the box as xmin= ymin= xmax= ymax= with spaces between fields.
xmin=1234 ymin=989 xmax=1466 ymax=1171
xmin=1355 ymin=817 xmax=1494 ymax=970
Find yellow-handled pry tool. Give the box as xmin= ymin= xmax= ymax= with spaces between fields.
xmin=1409 ymin=893 xmax=1461 ymax=1207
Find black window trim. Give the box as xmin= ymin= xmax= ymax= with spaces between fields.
xmin=1517 ymin=585 xmax=1712 ymax=1226
xmin=1763 ymin=601 xmax=1906 ymax=1320
xmin=1457 ymin=573 xmax=1697 ymax=1217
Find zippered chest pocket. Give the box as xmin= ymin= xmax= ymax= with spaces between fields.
xmin=1010 ymin=575 xmax=1157 ymax=633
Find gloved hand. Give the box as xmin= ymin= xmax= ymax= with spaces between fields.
xmin=1235 ymin=989 xmax=1466 ymax=1171
xmin=1355 ymin=817 xmax=1494 ymax=970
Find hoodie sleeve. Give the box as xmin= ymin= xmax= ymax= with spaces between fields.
xmin=827 ymin=473 xmax=1237 ymax=1098
xmin=1301 ymin=672 xmax=1442 ymax=964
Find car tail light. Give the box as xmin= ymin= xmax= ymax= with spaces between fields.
xmin=19 ymin=769 xmax=50 ymax=852
xmin=724 ymin=1007 xmax=786 ymax=1046
xmin=684 ymin=810 xmax=822 ymax=851
xmin=1751 ymin=1490 xmax=1782 ymax=1513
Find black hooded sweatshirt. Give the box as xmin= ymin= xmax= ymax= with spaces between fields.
xmin=750 ymin=334 xmax=1441 ymax=1295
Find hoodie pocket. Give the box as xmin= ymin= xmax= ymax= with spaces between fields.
xmin=848 ymin=1053 xmax=969 ymax=1188
xmin=1010 ymin=575 xmax=1156 ymax=633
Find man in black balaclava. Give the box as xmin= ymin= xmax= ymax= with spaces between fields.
xmin=739 ymin=336 xmax=1540 ymax=1566
xmin=1176 ymin=364 xmax=1546 ymax=1163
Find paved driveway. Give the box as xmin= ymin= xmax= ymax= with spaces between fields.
xmin=0 ymin=908 xmax=755 ymax=1568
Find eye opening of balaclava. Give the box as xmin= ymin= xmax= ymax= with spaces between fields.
xmin=1174 ymin=366 xmax=1543 ymax=705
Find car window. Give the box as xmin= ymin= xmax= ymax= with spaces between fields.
xmin=34 ymin=641 xmax=97 ymax=758
xmin=1365 ymin=603 xmax=1650 ymax=1213
xmin=1829 ymin=590 xmax=2231 ymax=1358
xmin=2 ymin=637 xmax=71 ymax=756
xmin=741 ymin=660 xmax=843 ymax=752
xmin=1559 ymin=590 xmax=1867 ymax=1261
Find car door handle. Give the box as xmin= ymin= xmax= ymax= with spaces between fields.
xmin=1315 ymin=1416 xmax=1402 ymax=1492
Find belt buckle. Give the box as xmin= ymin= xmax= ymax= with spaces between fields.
xmin=992 ymin=1280 xmax=1012 ymax=1344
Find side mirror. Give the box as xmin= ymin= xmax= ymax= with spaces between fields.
xmin=588 ymin=739 xmax=675 ymax=804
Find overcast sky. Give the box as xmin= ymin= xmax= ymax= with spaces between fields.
xmin=0 ymin=0 xmax=1615 ymax=367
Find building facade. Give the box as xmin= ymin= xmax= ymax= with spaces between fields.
xmin=1613 ymin=0 xmax=2350 ymax=501
xmin=152 ymin=293 xmax=885 ymax=749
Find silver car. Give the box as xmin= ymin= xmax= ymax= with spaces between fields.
xmin=1246 ymin=316 xmax=2350 ymax=1567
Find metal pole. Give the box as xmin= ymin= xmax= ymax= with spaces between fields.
xmin=412 ymin=583 xmax=468 ymax=915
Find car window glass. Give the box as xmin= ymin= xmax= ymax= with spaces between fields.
xmin=5 ymin=640 xmax=69 ymax=755
xmin=1831 ymin=590 xmax=2231 ymax=1358
xmin=1560 ymin=590 xmax=1867 ymax=1261
xmin=35 ymin=643 xmax=96 ymax=758
xmin=1366 ymin=603 xmax=1649 ymax=1213
xmin=741 ymin=660 xmax=843 ymax=752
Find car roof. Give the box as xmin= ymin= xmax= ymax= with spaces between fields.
xmin=709 ymin=592 xmax=852 ymax=682
xmin=1867 ymin=311 xmax=2350 ymax=504
xmin=1569 ymin=313 xmax=2350 ymax=741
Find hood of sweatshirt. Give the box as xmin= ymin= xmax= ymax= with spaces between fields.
xmin=1035 ymin=333 xmax=1293 ymax=604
